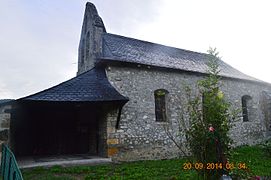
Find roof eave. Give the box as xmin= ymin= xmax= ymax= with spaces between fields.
xmin=98 ymin=57 xmax=271 ymax=86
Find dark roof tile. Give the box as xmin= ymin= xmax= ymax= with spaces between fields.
xmin=19 ymin=67 xmax=128 ymax=102
xmin=102 ymin=33 xmax=260 ymax=82
xmin=0 ymin=99 xmax=14 ymax=106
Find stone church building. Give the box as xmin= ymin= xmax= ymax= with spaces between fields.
xmin=0 ymin=2 xmax=271 ymax=161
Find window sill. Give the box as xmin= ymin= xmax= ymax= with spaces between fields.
xmin=156 ymin=121 xmax=169 ymax=124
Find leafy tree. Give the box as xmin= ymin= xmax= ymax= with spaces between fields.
xmin=189 ymin=47 xmax=234 ymax=179
xmin=164 ymin=48 xmax=237 ymax=179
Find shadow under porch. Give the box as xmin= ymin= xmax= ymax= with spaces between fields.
xmin=10 ymin=101 xmax=110 ymax=158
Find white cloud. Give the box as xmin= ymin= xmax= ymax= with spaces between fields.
xmin=0 ymin=0 xmax=81 ymax=99
xmin=134 ymin=0 xmax=271 ymax=83
xmin=0 ymin=79 xmax=14 ymax=98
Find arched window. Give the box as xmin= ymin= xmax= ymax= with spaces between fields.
xmin=86 ymin=32 xmax=90 ymax=60
xmin=84 ymin=15 xmax=88 ymax=33
xmin=242 ymin=95 xmax=252 ymax=122
xmin=154 ymin=89 xmax=169 ymax=122
xmin=80 ymin=39 xmax=85 ymax=65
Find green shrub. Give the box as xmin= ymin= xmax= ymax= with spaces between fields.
xmin=261 ymin=139 xmax=271 ymax=157
xmin=179 ymin=48 xmax=238 ymax=179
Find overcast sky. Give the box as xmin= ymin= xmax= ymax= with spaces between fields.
xmin=1 ymin=0 xmax=271 ymax=99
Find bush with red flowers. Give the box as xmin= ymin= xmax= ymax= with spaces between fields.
xmin=183 ymin=48 xmax=238 ymax=179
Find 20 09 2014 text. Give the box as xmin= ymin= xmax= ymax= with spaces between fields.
xmin=182 ymin=162 xmax=248 ymax=170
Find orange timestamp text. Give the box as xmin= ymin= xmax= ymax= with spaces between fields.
xmin=182 ymin=162 xmax=248 ymax=171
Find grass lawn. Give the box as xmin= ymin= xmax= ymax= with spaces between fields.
xmin=22 ymin=145 xmax=271 ymax=180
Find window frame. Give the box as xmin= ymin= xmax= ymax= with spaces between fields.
xmin=86 ymin=32 xmax=90 ymax=60
xmin=81 ymin=38 xmax=85 ymax=65
xmin=241 ymin=95 xmax=252 ymax=122
xmin=154 ymin=89 xmax=169 ymax=122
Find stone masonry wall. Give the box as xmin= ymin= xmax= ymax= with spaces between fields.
xmin=77 ymin=2 xmax=105 ymax=75
xmin=105 ymin=65 xmax=271 ymax=161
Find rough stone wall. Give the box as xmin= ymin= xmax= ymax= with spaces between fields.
xmin=97 ymin=105 xmax=126 ymax=158
xmin=222 ymin=78 xmax=270 ymax=146
xmin=97 ymin=106 xmax=113 ymax=157
xmin=0 ymin=105 xmax=11 ymax=151
xmin=77 ymin=2 xmax=105 ymax=75
xmin=260 ymin=92 xmax=271 ymax=136
xmin=106 ymin=108 xmax=120 ymax=158
xmin=105 ymin=65 xmax=271 ymax=161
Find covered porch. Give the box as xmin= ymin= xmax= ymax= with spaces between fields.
xmin=9 ymin=67 xmax=128 ymax=159
xmin=11 ymin=101 xmax=112 ymax=157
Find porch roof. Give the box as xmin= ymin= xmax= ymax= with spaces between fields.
xmin=19 ymin=67 xmax=128 ymax=102
xmin=0 ymin=99 xmax=14 ymax=106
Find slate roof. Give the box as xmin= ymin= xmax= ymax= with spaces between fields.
xmin=20 ymin=67 xmax=128 ymax=102
xmin=0 ymin=99 xmax=14 ymax=106
xmin=102 ymin=33 xmax=261 ymax=82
